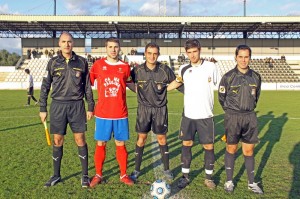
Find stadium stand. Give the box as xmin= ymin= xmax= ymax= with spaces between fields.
xmin=0 ymin=55 xmax=299 ymax=89
xmin=215 ymin=58 xmax=299 ymax=83
xmin=4 ymin=58 xmax=49 ymax=83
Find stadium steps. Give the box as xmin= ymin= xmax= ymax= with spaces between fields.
xmin=4 ymin=58 xmax=49 ymax=83
xmin=0 ymin=72 xmax=10 ymax=82
xmin=216 ymin=59 xmax=300 ymax=83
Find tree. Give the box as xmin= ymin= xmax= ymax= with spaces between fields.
xmin=0 ymin=49 xmax=21 ymax=66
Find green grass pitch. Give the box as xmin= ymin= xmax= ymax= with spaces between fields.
xmin=0 ymin=90 xmax=299 ymax=198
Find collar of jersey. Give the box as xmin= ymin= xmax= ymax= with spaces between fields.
xmin=144 ymin=62 xmax=160 ymax=72
xmin=234 ymin=65 xmax=252 ymax=76
xmin=190 ymin=59 xmax=204 ymax=67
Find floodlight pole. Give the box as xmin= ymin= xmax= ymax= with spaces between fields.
xmin=244 ymin=0 xmax=246 ymax=16
xmin=179 ymin=0 xmax=181 ymax=16
xmin=118 ymin=0 xmax=120 ymax=16
xmin=54 ymin=0 xmax=56 ymax=16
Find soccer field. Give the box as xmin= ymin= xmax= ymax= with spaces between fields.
xmin=0 ymin=90 xmax=299 ymax=199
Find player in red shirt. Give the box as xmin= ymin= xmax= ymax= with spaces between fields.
xmin=89 ymin=37 xmax=134 ymax=187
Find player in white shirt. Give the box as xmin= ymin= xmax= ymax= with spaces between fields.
xmin=24 ymin=68 xmax=38 ymax=106
xmin=168 ymin=39 xmax=218 ymax=189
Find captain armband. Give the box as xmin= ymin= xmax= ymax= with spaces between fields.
xmin=175 ymin=76 xmax=183 ymax=83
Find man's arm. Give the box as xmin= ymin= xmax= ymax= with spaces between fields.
xmin=256 ymin=74 xmax=262 ymax=103
xmin=218 ymin=76 xmax=227 ymax=109
xmin=126 ymin=82 xmax=136 ymax=93
xmin=83 ymin=59 xmax=95 ymax=115
xmin=39 ymin=61 xmax=53 ymax=114
xmin=167 ymin=80 xmax=182 ymax=91
xmin=127 ymin=67 xmax=137 ymax=93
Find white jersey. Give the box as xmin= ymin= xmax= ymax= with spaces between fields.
xmin=26 ymin=74 xmax=34 ymax=88
xmin=178 ymin=60 xmax=218 ymax=119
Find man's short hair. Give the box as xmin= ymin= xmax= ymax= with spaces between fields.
xmin=145 ymin=42 xmax=160 ymax=54
xmin=59 ymin=31 xmax=74 ymax=41
xmin=235 ymin=44 xmax=252 ymax=58
xmin=105 ymin=37 xmax=120 ymax=47
xmin=185 ymin=39 xmax=201 ymax=51
xmin=24 ymin=68 xmax=30 ymax=74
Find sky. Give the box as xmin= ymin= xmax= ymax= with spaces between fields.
xmin=0 ymin=0 xmax=300 ymax=54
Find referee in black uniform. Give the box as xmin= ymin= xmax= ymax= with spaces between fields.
xmin=218 ymin=44 xmax=263 ymax=194
xmin=39 ymin=32 xmax=95 ymax=188
xmin=130 ymin=42 xmax=177 ymax=181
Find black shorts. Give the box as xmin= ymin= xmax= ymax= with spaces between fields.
xmin=224 ymin=111 xmax=259 ymax=144
xmin=27 ymin=87 xmax=34 ymax=95
xmin=135 ymin=104 xmax=168 ymax=134
xmin=50 ymin=100 xmax=87 ymax=135
xmin=179 ymin=116 xmax=215 ymax=144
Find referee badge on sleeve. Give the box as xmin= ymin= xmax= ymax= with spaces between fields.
xmin=219 ymin=86 xmax=226 ymax=93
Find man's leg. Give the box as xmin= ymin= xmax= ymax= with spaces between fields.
xmin=116 ymin=140 xmax=133 ymax=185
xmin=224 ymin=144 xmax=238 ymax=193
xmin=27 ymin=95 xmax=31 ymax=105
xmin=242 ymin=143 xmax=255 ymax=184
xmin=44 ymin=134 xmax=64 ymax=187
xmin=90 ymin=141 xmax=106 ymax=188
xmin=243 ymin=142 xmax=263 ymax=194
xmin=157 ymin=134 xmax=173 ymax=180
xmin=74 ymin=132 xmax=90 ymax=188
xmin=203 ymin=144 xmax=216 ymax=189
xmin=178 ymin=141 xmax=193 ymax=189
xmin=131 ymin=133 xmax=147 ymax=180
xmin=74 ymin=133 xmax=88 ymax=176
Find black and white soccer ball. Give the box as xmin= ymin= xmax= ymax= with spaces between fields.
xmin=150 ymin=179 xmax=171 ymax=199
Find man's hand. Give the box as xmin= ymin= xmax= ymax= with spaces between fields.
xmin=86 ymin=111 xmax=94 ymax=120
xmin=39 ymin=112 xmax=47 ymax=123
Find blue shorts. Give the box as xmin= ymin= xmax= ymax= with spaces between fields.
xmin=94 ymin=117 xmax=129 ymax=141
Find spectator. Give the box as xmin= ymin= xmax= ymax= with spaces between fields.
xmin=24 ymin=68 xmax=38 ymax=106
xmin=44 ymin=49 xmax=49 ymax=58
xmin=131 ymin=48 xmax=135 ymax=55
xmin=32 ymin=49 xmax=37 ymax=59
xmin=27 ymin=49 xmax=31 ymax=59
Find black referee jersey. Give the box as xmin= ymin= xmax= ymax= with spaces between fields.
xmin=131 ymin=62 xmax=176 ymax=108
xmin=218 ymin=66 xmax=261 ymax=113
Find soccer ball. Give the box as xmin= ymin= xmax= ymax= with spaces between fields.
xmin=150 ymin=179 xmax=171 ymax=199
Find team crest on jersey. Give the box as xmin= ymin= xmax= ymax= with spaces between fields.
xmin=251 ymin=88 xmax=256 ymax=96
xmin=219 ymin=86 xmax=225 ymax=93
xmin=208 ymin=77 xmax=211 ymax=83
xmin=103 ymin=66 xmax=107 ymax=70
xmin=118 ymin=68 xmax=123 ymax=73
xmin=75 ymin=71 xmax=81 ymax=77
xmin=189 ymin=69 xmax=192 ymax=73
xmin=157 ymin=83 xmax=162 ymax=90
xmin=104 ymin=77 xmax=120 ymax=97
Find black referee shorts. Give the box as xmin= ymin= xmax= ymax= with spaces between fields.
xmin=50 ymin=100 xmax=87 ymax=135
xmin=224 ymin=111 xmax=259 ymax=144
xmin=179 ymin=116 xmax=215 ymax=144
xmin=135 ymin=104 xmax=168 ymax=134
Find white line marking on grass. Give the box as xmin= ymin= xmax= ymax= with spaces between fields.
xmin=142 ymin=132 xmax=189 ymax=199
xmin=0 ymin=116 xmax=38 ymax=118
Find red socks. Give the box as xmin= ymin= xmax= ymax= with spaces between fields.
xmin=94 ymin=145 xmax=106 ymax=176
xmin=116 ymin=145 xmax=128 ymax=176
